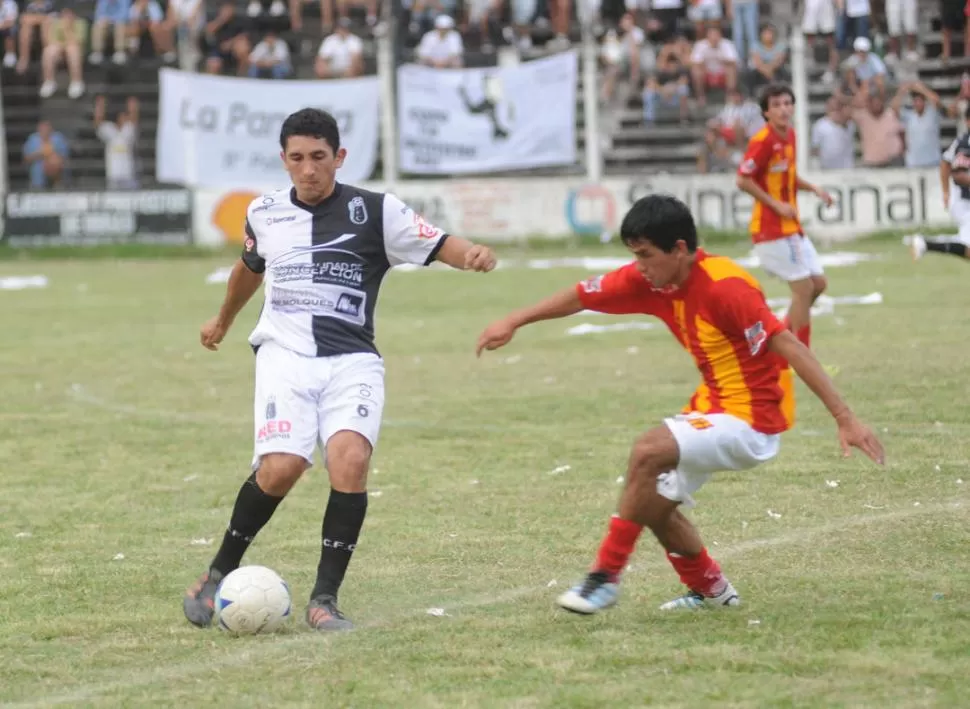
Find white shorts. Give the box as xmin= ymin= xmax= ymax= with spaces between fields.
xmin=659 ymin=412 xmax=781 ymax=507
xmin=753 ymin=235 xmax=825 ymax=282
xmin=886 ymin=0 xmax=917 ymax=36
xmin=687 ymin=2 xmax=722 ymax=22
xmin=251 ymin=343 xmax=386 ymax=471
xmin=949 ymin=196 xmax=970 ymax=245
xmin=802 ymin=0 xmax=836 ymax=35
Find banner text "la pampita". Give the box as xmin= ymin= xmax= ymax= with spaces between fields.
xmin=179 ymin=99 xmax=354 ymax=137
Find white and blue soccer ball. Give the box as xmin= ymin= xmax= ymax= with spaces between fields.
xmin=214 ymin=565 xmax=291 ymax=635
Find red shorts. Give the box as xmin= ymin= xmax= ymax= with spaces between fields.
xmin=706 ymin=72 xmax=727 ymax=88
xmin=718 ymin=126 xmax=737 ymax=143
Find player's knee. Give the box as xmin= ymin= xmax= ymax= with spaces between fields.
xmin=628 ymin=435 xmax=667 ymax=480
xmin=811 ymin=275 xmax=827 ymax=298
xmin=256 ymin=453 xmax=307 ymax=496
xmin=326 ymin=431 xmax=372 ymax=488
xmin=789 ymin=278 xmax=815 ymax=301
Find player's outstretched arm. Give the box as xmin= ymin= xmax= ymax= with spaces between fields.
xmin=434 ymin=235 xmax=497 ymax=272
xmin=769 ymin=330 xmax=885 ymax=465
xmin=476 ymin=287 xmax=583 ymax=356
xmin=200 ymin=259 xmax=264 ymax=351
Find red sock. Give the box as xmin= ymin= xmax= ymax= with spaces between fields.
xmin=593 ymin=516 xmax=643 ymax=578
xmin=666 ymin=548 xmax=727 ymax=596
xmin=796 ymin=324 xmax=811 ymax=348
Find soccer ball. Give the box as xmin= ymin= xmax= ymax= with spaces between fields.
xmin=214 ymin=565 xmax=292 ymax=635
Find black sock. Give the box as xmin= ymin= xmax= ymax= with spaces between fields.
xmin=210 ymin=473 xmax=284 ymax=576
xmin=926 ymin=241 xmax=968 ymax=257
xmin=311 ymin=490 xmax=368 ymax=600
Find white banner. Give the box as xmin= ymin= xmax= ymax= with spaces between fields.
xmin=156 ymin=69 xmax=379 ymax=189
xmin=397 ymin=51 xmax=578 ymax=175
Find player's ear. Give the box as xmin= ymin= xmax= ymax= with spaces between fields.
xmin=334 ymin=147 xmax=347 ymax=168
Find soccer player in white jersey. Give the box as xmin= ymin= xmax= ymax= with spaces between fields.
xmin=906 ymin=128 xmax=970 ymax=262
xmin=183 ymin=108 xmax=497 ymax=632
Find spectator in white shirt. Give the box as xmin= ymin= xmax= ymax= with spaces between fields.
xmin=811 ymin=97 xmax=856 ymax=169
xmin=842 ymin=36 xmax=886 ymax=98
xmin=0 ymin=0 xmax=17 ymax=68
xmin=247 ymin=31 xmax=291 ymax=78
xmin=417 ymin=14 xmax=463 ymax=68
xmin=600 ymin=13 xmax=647 ymax=103
xmin=95 ymin=94 xmax=139 ymax=189
xmin=836 ymin=0 xmax=870 ymax=51
xmin=690 ymin=23 xmax=738 ymax=106
xmin=315 ymin=18 xmax=363 ymax=78
xmin=713 ymin=88 xmax=763 ymax=147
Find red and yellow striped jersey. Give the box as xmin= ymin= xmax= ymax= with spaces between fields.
xmin=576 ymin=250 xmax=795 ymax=434
xmin=738 ymin=125 xmax=800 ymax=243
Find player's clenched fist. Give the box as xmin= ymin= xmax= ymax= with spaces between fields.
xmin=476 ymin=318 xmax=516 ymax=356
xmin=200 ymin=316 xmax=229 ymax=351
xmin=464 ymin=244 xmax=497 ymax=272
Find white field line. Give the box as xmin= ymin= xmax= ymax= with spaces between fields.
xmin=4 ymin=499 xmax=964 ymax=709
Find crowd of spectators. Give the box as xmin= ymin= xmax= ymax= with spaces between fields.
xmin=11 ymin=0 xmax=969 ymax=190
xmin=586 ymin=0 xmax=967 ymax=174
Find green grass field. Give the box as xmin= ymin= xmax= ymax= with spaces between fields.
xmin=1 ymin=237 xmax=968 ymax=708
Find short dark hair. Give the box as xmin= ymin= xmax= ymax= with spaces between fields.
xmin=279 ymin=108 xmax=341 ymax=152
xmin=620 ymin=194 xmax=698 ymax=253
xmin=759 ymin=83 xmax=795 ymax=115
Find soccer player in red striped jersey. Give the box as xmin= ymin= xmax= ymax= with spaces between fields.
xmin=476 ymin=195 xmax=883 ymax=614
xmin=736 ymin=83 xmax=833 ymax=352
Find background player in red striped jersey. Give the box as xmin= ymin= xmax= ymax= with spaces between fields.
xmin=736 ymin=83 xmax=833 ymax=352
xmin=476 ymin=195 xmax=883 ymax=614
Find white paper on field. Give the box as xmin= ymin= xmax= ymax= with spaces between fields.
xmin=0 ymin=275 xmax=48 ymax=290
xmin=205 ymin=267 xmax=233 ymax=284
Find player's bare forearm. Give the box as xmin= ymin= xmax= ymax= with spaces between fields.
xmin=217 ymin=259 xmax=264 ymax=327
xmin=736 ymin=176 xmax=783 ymax=213
xmin=941 ymin=161 xmax=952 ymax=197
xmin=434 ymin=235 xmax=496 ymax=272
xmin=769 ymin=331 xmax=851 ymax=420
xmin=508 ymin=287 xmax=584 ymax=328
xmin=796 ymin=176 xmax=818 ymax=193
xmin=476 ymin=287 xmax=584 ymax=356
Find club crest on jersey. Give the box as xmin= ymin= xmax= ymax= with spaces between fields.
xmin=348 ymin=196 xmax=368 ymax=225
xmin=581 ymin=275 xmax=604 ymax=293
xmin=245 ymin=237 xmax=255 ymax=252
xmin=744 ymin=321 xmax=767 ymax=356
xmin=739 ymin=158 xmax=757 ymax=175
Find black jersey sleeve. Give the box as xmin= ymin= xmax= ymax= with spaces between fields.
xmin=241 ymin=218 xmax=267 ymax=274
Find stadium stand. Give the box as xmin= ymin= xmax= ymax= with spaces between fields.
xmin=0 ymin=0 xmax=967 ymax=189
